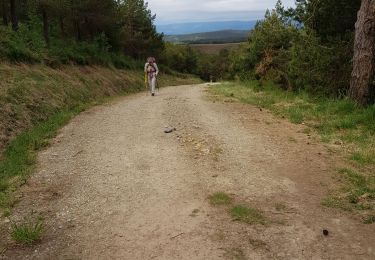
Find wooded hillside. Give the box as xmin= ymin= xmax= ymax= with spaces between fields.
xmin=0 ymin=0 xmax=164 ymax=63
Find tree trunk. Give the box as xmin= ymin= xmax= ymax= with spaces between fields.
xmin=9 ymin=0 xmax=17 ymax=30
xmin=1 ymin=1 xmax=8 ymax=26
xmin=350 ymin=0 xmax=375 ymax=105
xmin=42 ymin=8 xmax=49 ymax=45
xmin=75 ymin=19 xmax=81 ymax=41
xmin=59 ymin=16 xmax=65 ymax=37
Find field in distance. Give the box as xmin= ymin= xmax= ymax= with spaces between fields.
xmin=189 ymin=43 xmax=243 ymax=55
xmin=164 ymin=30 xmax=250 ymax=44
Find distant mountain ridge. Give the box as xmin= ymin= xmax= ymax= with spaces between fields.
xmin=164 ymin=30 xmax=250 ymax=44
xmin=156 ymin=20 xmax=257 ymax=35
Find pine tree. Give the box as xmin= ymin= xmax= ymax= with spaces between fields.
xmin=350 ymin=0 xmax=375 ymax=105
xmin=299 ymin=0 xmax=362 ymax=40
xmin=117 ymin=0 xmax=163 ymax=58
xmin=10 ymin=0 xmax=18 ymax=30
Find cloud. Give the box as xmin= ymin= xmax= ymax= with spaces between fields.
xmin=147 ymin=0 xmax=295 ymax=24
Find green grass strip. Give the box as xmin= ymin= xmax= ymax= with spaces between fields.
xmin=0 ymin=105 xmax=86 ymax=210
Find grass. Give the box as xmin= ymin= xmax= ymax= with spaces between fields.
xmin=364 ymin=215 xmax=375 ymax=224
xmin=209 ymin=192 xmax=233 ymax=206
xmin=2 ymin=208 xmax=11 ymax=217
xmin=10 ymin=218 xmax=43 ymax=245
xmin=0 ymin=106 xmax=86 ymax=211
xmin=211 ymin=81 xmax=375 ymax=148
xmin=211 ymin=81 xmax=375 ymax=220
xmin=322 ymin=168 xmax=375 ymax=217
xmin=230 ymin=205 xmax=267 ymax=225
xmin=350 ymin=152 xmax=375 ymax=166
xmin=208 ymin=192 xmax=269 ymax=227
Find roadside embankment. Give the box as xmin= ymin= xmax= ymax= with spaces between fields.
xmin=0 ymin=63 xmax=201 ymax=212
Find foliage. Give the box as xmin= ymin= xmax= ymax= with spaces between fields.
xmin=297 ymin=0 xmax=361 ymax=41
xmin=225 ymin=0 xmax=361 ymax=98
xmin=0 ymin=0 xmax=164 ymax=65
xmin=227 ymin=43 xmax=254 ymax=81
xmin=227 ymin=12 xmax=297 ymax=87
xmin=117 ymin=0 xmax=164 ymax=58
xmin=0 ymin=19 xmax=45 ymax=62
xmin=159 ymin=43 xmax=231 ymax=81
xmin=288 ymin=30 xmax=353 ymax=95
xmin=160 ymin=43 xmax=198 ymax=74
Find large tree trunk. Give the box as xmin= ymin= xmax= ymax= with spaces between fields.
xmin=42 ymin=8 xmax=49 ymax=45
xmin=9 ymin=0 xmax=17 ymax=30
xmin=1 ymin=0 xmax=8 ymax=26
xmin=350 ymin=0 xmax=375 ymax=106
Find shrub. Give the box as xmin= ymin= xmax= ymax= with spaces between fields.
xmin=11 ymin=218 xmax=44 ymax=245
xmin=0 ymin=20 xmax=45 ymax=62
xmin=228 ymin=12 xmax=298 ymax=85
xmin=227 ymin=10 xmax=354 ymax=97
xmin=0 ymin=23 xmax=135 ymax=69
xmin=288 ymin=30 xmax=353 ymax=96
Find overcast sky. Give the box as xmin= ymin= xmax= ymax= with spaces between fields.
xmin=148 ymin=0 xmax=296 ymax=24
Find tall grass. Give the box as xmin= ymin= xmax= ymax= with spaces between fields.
xmin=10 ymin=218 xmax=44 ymax=245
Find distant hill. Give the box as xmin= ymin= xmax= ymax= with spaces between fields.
xmin=164 ymin=30 xmax=250 ymax=44
xmin=157 ymin=20 xmax=257 ymax=35
xmin=189 ymin=43 xmax=243 ymax=55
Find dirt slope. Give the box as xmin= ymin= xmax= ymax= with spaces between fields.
xmin=1 ymin=84 xmax=374 ymax=259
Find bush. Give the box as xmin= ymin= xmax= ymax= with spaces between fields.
xmin=0 ymin=24 xmax=135 ymax=69
xmin=228 ymin=12 xmax=298 ymax=84
xmin=160 ymin=43 xmax=198 ymax=74
xmin=288 ymin=31 xmax=353 ymax=96
xmin=227 ymin=10 xmax=354 ymax=97
xmin=0 ymin=19 xmax=45 ymax=62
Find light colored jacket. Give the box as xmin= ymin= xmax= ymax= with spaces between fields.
xmin=144 ymin=62 xmax=159 ymax=77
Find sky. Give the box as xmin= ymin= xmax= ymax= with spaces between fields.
xmin=148 ymin=0 xmax=296 ymax=25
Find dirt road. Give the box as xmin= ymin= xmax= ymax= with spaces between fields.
xmin=2 ymin=84 xmax=374 ymax=259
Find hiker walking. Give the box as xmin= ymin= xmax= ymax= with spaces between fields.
xmin=144 ymin=57 xmax=159 ymax=96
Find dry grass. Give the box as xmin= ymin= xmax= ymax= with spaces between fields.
xmin=209 ymin=192 xmax=233 ymax=206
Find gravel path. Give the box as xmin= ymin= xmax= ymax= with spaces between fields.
xmin=1 ymin=84 xmax=374 ymax=259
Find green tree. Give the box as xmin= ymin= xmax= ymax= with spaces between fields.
xmin=117 ymin=0 xmax=163 ymax=58
xmin=293 ymin=0 xmax=361 ymax=40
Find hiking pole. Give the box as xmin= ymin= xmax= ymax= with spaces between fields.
xmin=156 ymin=76 xmax=159 ymax=93
xmin=144 ymin=72 xmax=149 ymax=96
